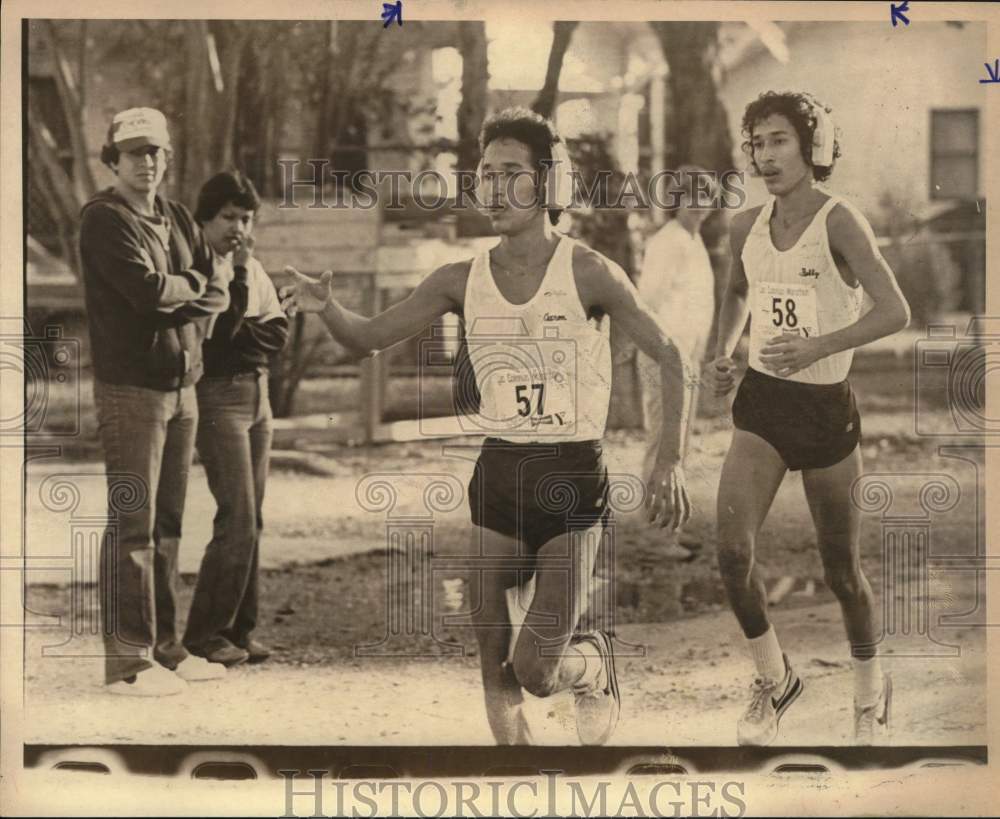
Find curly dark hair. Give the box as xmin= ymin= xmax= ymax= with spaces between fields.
xmin=478 ymin=107 xmax=565 ymax=225
xmin=740 ymin=91 xmax=841 ymax=182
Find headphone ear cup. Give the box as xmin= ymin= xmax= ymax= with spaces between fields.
xmin=811 ymin=104 xmax=835 ymax=167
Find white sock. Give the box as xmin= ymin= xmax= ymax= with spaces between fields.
xmin=853 ymin=656 xmax=883 ymax=708
xmin=747 ymin=626 xmax=785 ymax=683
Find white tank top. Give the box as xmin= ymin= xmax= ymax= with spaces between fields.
xmin=463 ymin=235 xmax=612 ymax=443
xmin=742 ymin=195 xmax=865 ymax=384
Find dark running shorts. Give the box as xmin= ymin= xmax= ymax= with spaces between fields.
xmin=732 ymin=367 xmax=861 ymax=471
xmin=468 ymin=438 xmax=611 ymax=553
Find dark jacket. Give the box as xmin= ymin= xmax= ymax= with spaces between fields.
xmin=202 ymin=264 xmax=290 ymax=376
xmin=79 ymin=188 xmax=230 ymax=390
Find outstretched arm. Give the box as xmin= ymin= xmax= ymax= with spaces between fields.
xmin=759 ymin=203 xmax=910 ymax=377
xmin=576 ymin=248 xmax=693 ymax=531
xmin=280 ymin=262 xmax=468 ymax=354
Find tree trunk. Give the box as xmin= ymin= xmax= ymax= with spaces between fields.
xmin=531 ymin=21 xmax=578 ymax=120
xmin=648 ymin=21 xmax=733 ymax=174
xmin=208 ymin=22 xmax=250 ymax=170
xmin=180 ymin=21 xmax=211 ymax=204
xmin=456 ymin=21 xmax=489 ymax=171
xmin=311 ymin=22 xmax=338 ymax=161
xmin=649 ymin=21 xmax=735 ymax=375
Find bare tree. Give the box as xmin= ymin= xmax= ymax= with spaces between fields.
xmin=456 ymin=21 xmax=489 ymax=171
xmin=532 ymin=21 xmax=579 ymax=119
xmin=648 ymin=21 xmax=734 ymax=174
xmin=177 ymin=21 xmax=252 ymax=203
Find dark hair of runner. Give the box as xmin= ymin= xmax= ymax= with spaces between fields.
xmin=195 ymin=170 xmax=262 ymax=224
xmin=479 ymin=107 xmax=565 ymax=226
xmin=740 ymin=91 xmax=840 ymax=182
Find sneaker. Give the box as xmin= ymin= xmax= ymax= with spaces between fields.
xmin=572 ymin=630 xmax=621 ymax=746
xmin=238 ymin=639 xmax=271 ymax=664
xmin=107 ymin=665 xmax=186 ymax=697
xmin=855 ymin=674 xmax=892 ymax=745
xmin=174 ymin=655 xmax=227 ymax=681
xmin=737 ymin=653 xmax=803 ymax=746
xmin=189 ymin=640 xmax=250 ymax=668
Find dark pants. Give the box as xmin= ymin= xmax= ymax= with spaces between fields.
xmin=94 ymin=380 xmax=197 ymax=684
xmin=184 ymin=372 xmax=273 ymax=654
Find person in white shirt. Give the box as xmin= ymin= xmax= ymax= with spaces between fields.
xmin=636 ymin=165 xmax=717 ymax=558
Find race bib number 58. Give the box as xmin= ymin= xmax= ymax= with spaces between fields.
xmin=752 ymin=281 xmax=819 ymax=351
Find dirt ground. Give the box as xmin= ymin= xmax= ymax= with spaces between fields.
xmin=18 ymin=360 xmax=989 ymax=749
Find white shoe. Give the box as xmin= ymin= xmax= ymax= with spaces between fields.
xmin=175 ymin=655 xmax=227 ymax=682
xmin=572 ymin=630 xmax=621 ymax=746
xmin=107 ymin=665 xmax=187 ymax=697
xmin=737 ymin=653 xmax=803 ymax=746
xmin=855 ymin=674 xmax=892 ymax=745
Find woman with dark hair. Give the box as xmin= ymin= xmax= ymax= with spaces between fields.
xmin=710 ymin=91 xmax=910 ymax=745
xmin=184 ymin=171 xmax=289 ymax=667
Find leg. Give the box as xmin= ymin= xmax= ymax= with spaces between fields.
xmin=802 ymin=446 xmax=889 ymax=738
xmin=183 ymin=379 xmax=257 ymax=659
xmin=466 ymin=526 xmax=533 ymax=745
xmin=716 ymin=430 xmax=787 ymax=639
xmin=152 ymin=385 xmax=199 ymax=668
xmin=228 ymin=375 xmax=274 ymax=648
xmin=510 ymin=525 xmax=602 ymax=698
xmin=93 ymin=381 xmax=169 ymax=684
xmin=801 ymin=446 xmax=877 ymax=654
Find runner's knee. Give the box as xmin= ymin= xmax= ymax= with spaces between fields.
xmin=717 ymin=538 xmax=756 ymax=586
xmin=824 ymin=564 xmax=866 ymax=601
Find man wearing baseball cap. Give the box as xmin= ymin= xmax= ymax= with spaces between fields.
xmin=80 ymin=107 xmax=231 ymax=695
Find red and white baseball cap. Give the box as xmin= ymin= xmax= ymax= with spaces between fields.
xmin=107 ymin=107 xmax=171 ymax=152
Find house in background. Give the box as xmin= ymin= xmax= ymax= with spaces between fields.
xmin=717 ymin=20 xmax=986 ymax=314
xmin=718 ymin=21 xmax=986 ymax=220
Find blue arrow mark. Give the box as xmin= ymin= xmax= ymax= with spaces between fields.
xmin=382 ymin=1 xmax=403 ymax=28
xmin=981 ymin=59 xmax=1000 ymax=84
xmin=891 ymin=1 xmax=910 ymax=27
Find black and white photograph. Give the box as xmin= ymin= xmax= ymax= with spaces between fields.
xmin=1 ymin=1 xmax=998 ymax=815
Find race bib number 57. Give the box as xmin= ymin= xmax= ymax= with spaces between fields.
xmin=494 ymin=368 xmax=572 ymax=430
xmin=751 ymin=281 xmax=819 ymax=352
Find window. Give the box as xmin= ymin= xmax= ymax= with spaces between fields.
xmin=930 ymin=109 xmax=979 ymax=200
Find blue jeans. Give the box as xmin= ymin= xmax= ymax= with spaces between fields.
xmin=184 ymin=372 xmax=273 ymax=654
xmin=93 ymin=380 xmax=197 ymax=683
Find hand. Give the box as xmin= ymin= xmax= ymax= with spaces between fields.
xmin=232 ymin=234 xmax=255 ymax=268
xmin=278 ymin=267 xmax=334 ymax=317
xmin=645 ymin=461 xmax=692 ymax=532
xmin=759 ymin=334 xmax=825 ymax=378
xmin=708 ymin=355 xmax=737 ymax=396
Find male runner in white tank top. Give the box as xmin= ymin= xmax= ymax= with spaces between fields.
xmin=711 ymin=92 xmax=910 ymax=746
xmin=280 ymin=108 xmax=694 ymax=746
